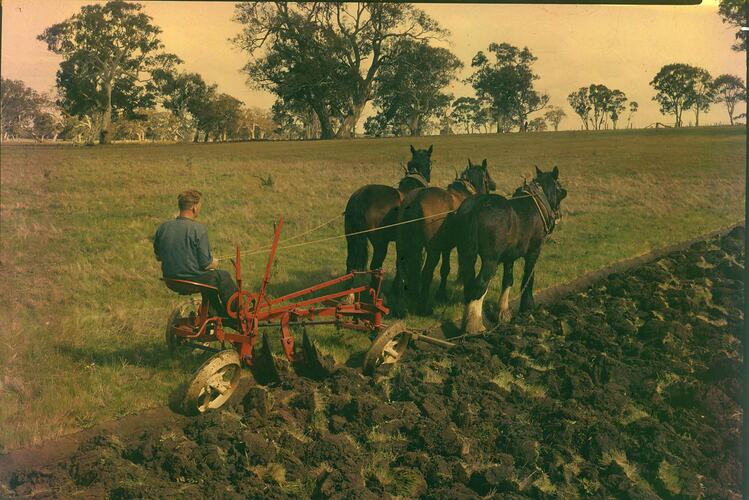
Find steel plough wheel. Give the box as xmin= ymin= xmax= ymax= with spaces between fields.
xmin=183 ymin=349 xmax=242 ymax=414
xmin=362 ymin=321 xmax=411 ymax=375
xmin=165 ymin=297 xmax=200 ymax=354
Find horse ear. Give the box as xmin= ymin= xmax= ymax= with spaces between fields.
xmin=482 ymin=159 xmax=487 ymax=168
xmin=468 ymin=157 xmax=473 ymax=167
xmin=427 ymin=145 xmax=433 ymax=155
xmin=410 ymin=145 xmax=416 ymax=155
xmin=535 ymin=165 xmax=542 ymax=177
xmin=552 ymin=165 xmax=559 ymax=179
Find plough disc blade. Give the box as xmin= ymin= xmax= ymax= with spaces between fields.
xmin=251 ymin=332 xmax=282 ymax=385
xmin=297 ymin=329 xmax=336 ymax=379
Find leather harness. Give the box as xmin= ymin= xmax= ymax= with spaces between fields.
xmin=517 ymin=181 xmax=560 ymax=235
xmin=403 ymin=172 xmax=429 ymax=188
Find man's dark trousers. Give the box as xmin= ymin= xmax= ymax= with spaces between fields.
xmin=192 ymin=269 xmax=239 ymax=316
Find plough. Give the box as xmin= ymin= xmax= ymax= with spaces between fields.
xmin=164 ymin=217 xmax=451 ymax=413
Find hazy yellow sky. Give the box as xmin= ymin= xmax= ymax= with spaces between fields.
xmin=2 ymin=1 xmax=746 ymax=131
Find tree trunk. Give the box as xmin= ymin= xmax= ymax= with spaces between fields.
xmin=695 ymin=107 xmax=700 ymax=127
xmin=309 ymin=98 xmax=334 ymax=139
xmin=336 ymin=100 xmax=366 ymax=139
xmin=99 ymin=80 xmax=113 ymax=145
xmin=408 ymin=113 xmax=422 ymax=137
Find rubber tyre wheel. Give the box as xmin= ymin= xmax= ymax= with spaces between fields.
xmin=165 ymin=297 xmax=200 ymax=354
xmin=183 ymin=349 xmax=242 ymax=414
xmin=362 ymin=321 xmax=411 ymax=375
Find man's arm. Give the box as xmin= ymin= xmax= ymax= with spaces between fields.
xmin=195 ymin=225 xmax=216 ymax=270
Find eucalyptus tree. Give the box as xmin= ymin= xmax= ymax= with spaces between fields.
xmin=543 ymin=106 xmax=566 ymax=131
xmin=38 ymin=1 xmax=180 ymax=144
xmin=712 ymin=74 xmax=746 ymax=125
xmin=690 ymin=68 xmax=715 ymax=127
xmin=233 ymin=2 xmax=446 ymax=139
xmin=650 ymin=64 xmax=711 ymax=127
xmin=370 ymin=39 xmax=462 ymax=136
xmin=451 ymin=97 xmax=482 ymax=134
xmin=468 ymin=42 xmax=548 ymax=132
xmin=607 ymin=90 xmax=628 ymax=130
xmin=567 ymin=87 xmax=592 ymax=130
xmin=719 ymin=0 xmax=747 ymax=52
xmin=627 ymin=101 xmax=639 ymax=129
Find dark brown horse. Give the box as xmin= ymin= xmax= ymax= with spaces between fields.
xmin=344 ymin=145 xmax=433 ymax=275
xmin=392 ymin=159 xmax=496 ymax=316
xmin=456 ymin=166 xmax=567 ymax=333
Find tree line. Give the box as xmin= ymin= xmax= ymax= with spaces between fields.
xmin=1 ymin=1 xmax=745 ymax=143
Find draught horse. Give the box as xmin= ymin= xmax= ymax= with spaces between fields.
xmin=392 ymin=159 xmax=497 ymax=317
xmin=457 ymin=166 xmax=567 ymax=332
xmin=344 ymin=145 xmax=433 ymax=276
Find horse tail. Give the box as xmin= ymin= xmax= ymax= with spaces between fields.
xmin=344 ymin=195 xmax=369 ymax=273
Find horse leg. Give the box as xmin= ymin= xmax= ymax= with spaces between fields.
xmin=519 ymin=249 xmax=541 ymax=313
xmin=390 ymin=233 xmax=411 ymax=318
xmin=436 ymin=248 xmax=451 ymax=303
xmin=498 ymin=261 xmax=514 ymax=322
xmin=418 ymin=249 xmax=440 ymax=315
xmin=369 ymin=236 xmax=389 ymax=289
xmin=458 ymin=243 xmax=477 ymax=290
xmin=346 ymin=234 xmax=368 ymax=274
xmin=404 ymin=243 xmax=424 ymax=314
xmin=462 ymin=257 xmax=498 ymax=333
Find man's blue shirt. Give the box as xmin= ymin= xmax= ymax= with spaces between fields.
xmin=153 ymin=216 xmax=213 ymax=278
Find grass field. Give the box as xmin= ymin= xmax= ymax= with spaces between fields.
xmin=0 ymin=126 xmax=744 ymax=450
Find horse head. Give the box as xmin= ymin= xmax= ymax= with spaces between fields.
xmin=533 ymin=165 xmax=567 ymax=215
xmin=407 ymin=144 xmax=433 ymax=182
xmin=462 ymin=158 xmax=497 ymax=195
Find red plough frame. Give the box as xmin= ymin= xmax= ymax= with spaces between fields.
xmin=167 ymin=217 xmax=390 ymax=367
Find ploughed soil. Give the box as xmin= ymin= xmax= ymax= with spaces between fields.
xmin=3 ymin=227 xmax=744 ymax=498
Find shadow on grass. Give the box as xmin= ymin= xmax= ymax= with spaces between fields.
xmin=55 ymin=341 xmax=208 ymax=373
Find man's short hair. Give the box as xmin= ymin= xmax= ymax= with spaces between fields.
xmin=178 ymin=190 xmax=202 ymax=211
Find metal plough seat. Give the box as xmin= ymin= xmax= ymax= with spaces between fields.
xmin=162 ymin=278 xmax=222 ymax=311
xmin=163 ymin=278 xmax=219 ymax=296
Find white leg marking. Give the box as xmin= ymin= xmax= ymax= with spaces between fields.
xmin=462 ymin=290 xmax=488 ymax=333
xmin=499 ymin=287 xmax=512 ymax=322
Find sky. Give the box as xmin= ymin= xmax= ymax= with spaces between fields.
xmin=2 ymin=0 xmax=746 ymax=131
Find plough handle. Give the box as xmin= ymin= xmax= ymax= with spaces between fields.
xmin=256 ymin=217 xmax=284 ymax=313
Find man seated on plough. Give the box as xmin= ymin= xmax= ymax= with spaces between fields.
xmin=154 ymin=190 xmax=238 ymax=316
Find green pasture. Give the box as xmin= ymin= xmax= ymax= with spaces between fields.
xmin=0 ymin=126 xmax=745 ymax=450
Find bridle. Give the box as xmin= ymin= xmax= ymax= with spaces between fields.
xmin=517 ymin=180 xmax=562 ymax=235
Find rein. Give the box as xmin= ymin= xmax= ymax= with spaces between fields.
xmin=517 ymin=181 xmax=559 ymax=235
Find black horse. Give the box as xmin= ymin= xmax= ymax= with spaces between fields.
xmin=456 ymin=166 xmax=567 ymax=333
xmin=344 ymin=145 xmax=433 ymax=275
xmin=392 ymin=159 xmax=496 ymax=317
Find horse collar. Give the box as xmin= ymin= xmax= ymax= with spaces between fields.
xmin=404 ymin=173 xmax=428 ymax=188
xmin=457 ymin=178 xmax=477 ymax=195
xmin=522 ymin=182 xmax=557 ymax=235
